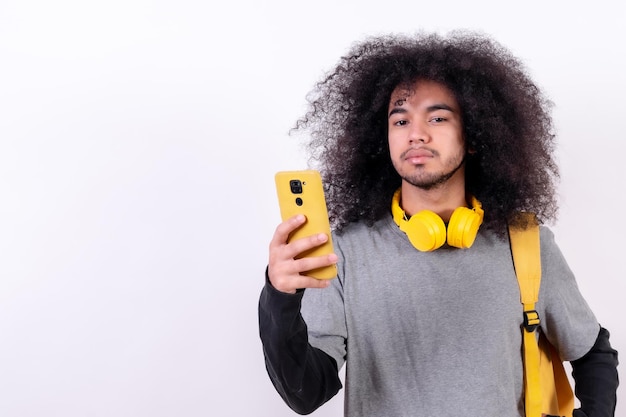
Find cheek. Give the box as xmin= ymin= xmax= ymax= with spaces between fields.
xmin=387 ymin=134 xmax=401 ymax=157
xmin=387 ymin=127 xmax=404 ymax=145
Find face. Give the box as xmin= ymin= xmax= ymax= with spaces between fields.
xmin=387 ymin=79 xmax=465 ymax=190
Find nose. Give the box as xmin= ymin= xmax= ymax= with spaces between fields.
xmin=408 ymin=121 xmax=431 ymax=144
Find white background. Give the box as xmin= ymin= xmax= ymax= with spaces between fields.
xmin=0 ymin=1 xmax=623 ymax=416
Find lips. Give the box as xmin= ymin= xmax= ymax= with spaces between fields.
xmin=403 ymin=148 xmax=434 ymax=163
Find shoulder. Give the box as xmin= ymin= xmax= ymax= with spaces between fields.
xmin=538 ymin=225 xmax=567 ymax=264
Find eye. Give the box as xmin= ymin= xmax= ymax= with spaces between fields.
xmin=388 ymin=116 xmax=408 ymax=127
xmin=430 ymin=116 xmax=447 ymax=123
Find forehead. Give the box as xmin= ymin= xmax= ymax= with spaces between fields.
xmin=389 ymin=79 xmax=458 ymax=107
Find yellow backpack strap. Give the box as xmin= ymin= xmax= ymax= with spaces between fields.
xmin=509 ymin=213 xmax=543 ymax=417
xmin=509 ymin=213 xmax=574 ymax=417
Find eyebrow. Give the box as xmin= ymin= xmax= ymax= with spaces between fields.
xmin=388 ymin=103 xmax=456 ymax=118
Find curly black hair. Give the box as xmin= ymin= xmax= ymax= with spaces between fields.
xmin=293 ymin=30 xmax=559 ymax=237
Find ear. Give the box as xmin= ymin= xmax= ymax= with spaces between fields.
xmin=464 ymin=135 xmax=477 ymax=155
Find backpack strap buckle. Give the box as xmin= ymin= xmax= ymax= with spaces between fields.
xmin=523 ymin=310 xmax=540 ymax=332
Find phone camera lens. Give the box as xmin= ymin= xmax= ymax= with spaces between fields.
xmin=290 ymin=180 xmax=303 ymax=194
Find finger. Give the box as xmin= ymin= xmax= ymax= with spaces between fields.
xmin=298 ymin=276 xmax=333 ymax=289
xmin=268 ymin=247 xmax=336 ymax=281
xmin=269 ymin=214 xmax=306 ymax=249
xmin=270 ymin=271 xmax=333 ymax=294
xmin=269 ymin=251 xmax=337 ymax=291
xmin=283 ymin=232 xmax=333 ymax=261
xmin=292 ymin=252 xmax=338 ymax=276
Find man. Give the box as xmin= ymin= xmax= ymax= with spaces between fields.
xmin=258 ymin=31 xmax=618 ymax=416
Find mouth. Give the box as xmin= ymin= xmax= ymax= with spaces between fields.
xmin=402 ymin=147 xmax=434 ymax=164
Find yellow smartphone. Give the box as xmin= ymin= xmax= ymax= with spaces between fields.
xmin=275 ymin=170 xmax=337 ymax=280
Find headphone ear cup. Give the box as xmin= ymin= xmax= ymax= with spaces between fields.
xmin=402 ymin=210 xmax=447 ymax=252
xmin=447 ymin=206 xmax=482 ymax=248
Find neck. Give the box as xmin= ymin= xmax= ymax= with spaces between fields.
xmin=400 ymin=179 xmax=467 ymax=222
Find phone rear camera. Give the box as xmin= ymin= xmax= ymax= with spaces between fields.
xmin=290 ymin=179 xmax=303 ymax=194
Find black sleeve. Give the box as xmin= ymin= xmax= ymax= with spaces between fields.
xmin=258 ymin=270 xmax=343 ymax=415
xmin=571 ymin=326 xmax=619 ymax=417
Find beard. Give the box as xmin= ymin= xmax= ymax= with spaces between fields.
xmin=399 ymin=151 xmax=466 ymax=191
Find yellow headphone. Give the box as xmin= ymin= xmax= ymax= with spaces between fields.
xmin=391 ymin=188 xmax=484 ymax=251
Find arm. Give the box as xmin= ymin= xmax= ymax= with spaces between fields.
xmin=258 ymin=275 xmax=342 ymax=415
xmin=572 ymin=326 xmax=619 ymax=417
xmin=537 ymin=229 xmax=619 ymax=416
xmin=258 ymin=214 xmax=342 ymax=414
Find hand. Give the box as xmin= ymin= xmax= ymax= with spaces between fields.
xmin=268 ymin=214 xmax=338 ymax=294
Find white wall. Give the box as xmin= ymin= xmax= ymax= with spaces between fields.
xmin=0 ymin=1 xmax=623 ymax=416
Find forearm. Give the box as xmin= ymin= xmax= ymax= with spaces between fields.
xmin=258 ymin=275 xmax=342 ymax=415
xmin=571 ymin=327 xmax=619 ymax=417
